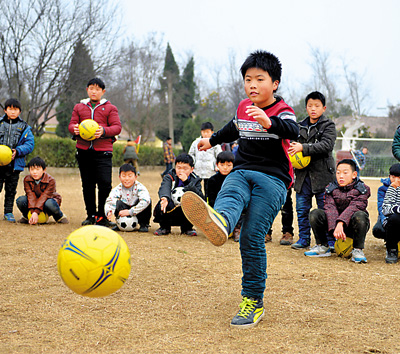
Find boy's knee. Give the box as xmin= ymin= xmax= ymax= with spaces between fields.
xmin=309 ymin=208 xmax=324 ymax=224
xmin=352 ymin=211 xmax=369 ymax=224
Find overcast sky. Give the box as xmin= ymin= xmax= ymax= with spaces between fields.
xmin=118 ymin=0 xmax=399 ymax=116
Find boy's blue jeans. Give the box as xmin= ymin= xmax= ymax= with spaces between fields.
xmin=296 ymin=175 xmax=324 ymax=242
xmin=16 ymin=196 xmax=63 ymax=221
xmin=214 ymin=170 xmax=286 ymax=300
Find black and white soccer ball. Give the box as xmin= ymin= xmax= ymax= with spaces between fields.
xmin=116 ymin=215 xmax=138 ymax=232
xmin=171 ymin=187 xmax=185 ymax=206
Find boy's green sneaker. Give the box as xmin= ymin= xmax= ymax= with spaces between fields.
xmin=230 ymin=297 xmax=265 ymax=328
xmin=181 ymin=191 xmax=228 ymax=246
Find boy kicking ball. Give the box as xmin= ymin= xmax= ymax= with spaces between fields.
xmin=181 ymin=50 xmax=298 ymax=328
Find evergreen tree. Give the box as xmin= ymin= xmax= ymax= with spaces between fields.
xmin=56 ymin=40 xmax=95 ymax=137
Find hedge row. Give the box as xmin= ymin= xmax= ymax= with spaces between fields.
xmin=27 ymin=138 xmax=181 ymax=167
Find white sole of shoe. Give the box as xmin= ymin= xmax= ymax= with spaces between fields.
xmin=181 ymin=191 xmax=228 ymax=246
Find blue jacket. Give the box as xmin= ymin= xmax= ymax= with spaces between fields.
xmin=0 ymin=115 xmax=35 ymax=171
xmin=377 ymin=177 xmax=390 ymax=224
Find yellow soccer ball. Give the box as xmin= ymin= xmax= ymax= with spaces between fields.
xmin=0 ymin=145 xmax=12 ymax=166
xmin=290 ymin=152 xmax=311 ymax=169
xmin=28 ymin=211 xmax=49 ymax=224
xmin=334 ymin=237 xmax=353 ymax=258
xmin=57 ymin=225 xmax=131 ymax=297
xmin=79 ymin=119 xmax=99 ymax=141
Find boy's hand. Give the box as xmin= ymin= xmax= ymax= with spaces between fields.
xmin=94 ymin=126 xmax=104 ymax=139
xmin=288 ymin=142 xmax=303 ymax=155
xmin=198 ymin=138 xmax=212 ymax=151
xmin=29 ymin=212 xmax=39 ymax=225
xmin=73 ymin=123 xmax=80 ymax=135
xmin=333 ymin=222 xmax=346 ymax=240
xmin=107 ymin=211 xmax=113 ymax=221
xmin=11 ymin=149 xmax=17 ymax=160
xmin=245 ymin=106 xmax=271 ymax=129
xmin=390 ymin=176 xmax=400 ymax=188
xmin=118 ymin=209 xmax=130 ymax=217
xmin=160 ymin=197 xmax=168 ymax=213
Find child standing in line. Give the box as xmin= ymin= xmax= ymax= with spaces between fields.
xmin=288 ymin=91 xmax=336 ymax=250
xmin=0 ymin=98 xmax=34 ymax=222
xmin=372 ymin=175 xmax=392 ymax=240
xmin=181 ymin=50 xmax=299 ymax=328
xmin=16 ymin=157 xmax=69 ymax=224
xmin=105 ymin=163 xmax=151 ymax=232
xmin=306 ymin=159 xmax=370 ymax=263
xmin=189 ymin=122 xmax=222 ymax=196
xmin=153 ymin=153 xmax=204 ymax=236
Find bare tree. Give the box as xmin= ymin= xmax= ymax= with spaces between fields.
xmin=224 ymin=50 xmax=247 ymax=113
xmin=105 ymin=34 xmax=164 ymax=141
xmin=0 ymin=0 xmax=119 ymax=134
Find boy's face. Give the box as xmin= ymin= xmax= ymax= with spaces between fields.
xmin=29 ymin=166 xmax=45 ymax=181
xmin=306 ymin=99 xmax=326 ymax=123
xmin=119 ymin=170 xmax=137 ymax=189
xmin=4 ymin=106 xmax=21 ymax=120
xmin=201 ymin=129 xmax=213 ymax=139
xmin=86 ymin=84 xmax=105 ymax=103
xmin=175 ymin=162 xmax=193 ymax=181
xmin=336 ymin=163 xmax=357 ymax=187
xmin=217 ymin=161 xmax=233 ymax=176
xmin=244 ymin=68 xmax=279 ymax=108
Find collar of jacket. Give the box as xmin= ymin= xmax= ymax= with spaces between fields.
xmin=25 ymin=171 xmax=51 ymax=184
xmin=1 ymin=114 xmax=23 ymax=123
xmin=326 ymin=177 xmax=367 ymax=195
xmin=299 ymin=114 xmax=328 ymax=128
xmin=80 ymin=98 xmax=108 ymax=106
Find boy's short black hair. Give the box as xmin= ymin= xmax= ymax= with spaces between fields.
xmin=305 ymin=91 xmax=326 ymax=107
xmin=28 ymin=156 xmax=46 ymax=169
xmin=337 ymin=159 xmax=357 ymax=172
xmin=240 ymin=50 xmax=282 ymax=84
xmin=4 ymin=98 xmax=22 ymax=112
xmin=389 ymin=163 xmax=400 ymax=177
xmin=201 ymin=122 xmax=214 ymax=131
xmin=216 ymin=151 xmax=235 ymax=164
xmin=87 ymin=78 xmax=105 ymax=90
xmin=175 ymin=153 xmax=194 ymax=167
xmin=119 ymin=163 xmax=136 ymax=175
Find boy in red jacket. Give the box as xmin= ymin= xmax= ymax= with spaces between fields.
xmin=306 ymin=159 xmax=370 ymax=263
xmin=68 ymin=78 xmax=121 ymax=226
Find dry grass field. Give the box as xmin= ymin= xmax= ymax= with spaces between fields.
xmin=0 ymin=167 xmax=399 ymax=354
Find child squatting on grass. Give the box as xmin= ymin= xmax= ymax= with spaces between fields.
xmin=181 ymin=50 xmax=299 ymax=329
xmin=306 ymin=159 xmax=370 ymax=263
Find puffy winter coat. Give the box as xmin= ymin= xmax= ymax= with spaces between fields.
xmin=188 ymin=137 xmax=222 ymax=179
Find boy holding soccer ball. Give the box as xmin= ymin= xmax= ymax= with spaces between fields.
xmin=105 ymin=164 xmax=151 ymax=232
xmin=0 ymin=98 xmax=34 ymax=222
xmin=306 ymin=159 xmax=370 ymax=262
xmin=153 ymin=153 xmax=203 ymax=236
xmin=180 ymin=51 xmax=299 ymax=328
xmin=16 ymin=157 xmax=69 ymax=224
xmin=288 ymin=91 xmax=337 ymax=250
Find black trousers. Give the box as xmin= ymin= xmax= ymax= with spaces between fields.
xmin=268 ymin=188 xmax=294 ymax=234
xmin=76 ymin=148 xmax=112 ymax=218
xmin=115 ymin=200 xmax=152 ymax=227
xmin=153 ymin=199 xmax=193 ymax=232
xmin=0 ymin=165 xmax=21 ymax=214
xmin=309 ymin=209 xmax=369 ymax=249
xmin=372 ymin=219 xmax=386 ymax=240
xmin=384 ymin=213 xmax=400 ymax=250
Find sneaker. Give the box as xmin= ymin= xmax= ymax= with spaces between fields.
xmin=385 ymin=249 xmax=398 ymax=264
xmin=351 ymin=248 xmax=367 ymax=263
xmin=154 ymin=228 xmax=171 ymax=236
xmin=96 ymin=216 xmax=116 ymax=228
xmin=280 ymin=232 xmax=294 ymax=245
xmin=265 ymin=233 xmax=272 ymax=243
xmin=291 ymin=238 xmax=310 ymax=249
xmin=4 ymin=213 xmax=16 ymax=222
xmin=57 ymin=215 xmax=69 ymax=224
xmin=138 ymin=225 xmax=149 ymax=233
xmin=18 ymin=216 xmax=29 ymax=224
xmin=230 ymin=297 xmax=265 ymax=329
xmin=181 ymin=191 xmax=229 ymax=246
xmin=304 ymin=244 xmax=331 ymax=257
xmin=82 ymin=215 xmax=96 ymax=226
xmin=182 ymin=229 xmax=197 ymax=236
xmin=328 ymin=239 xmax=336 ymax=253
